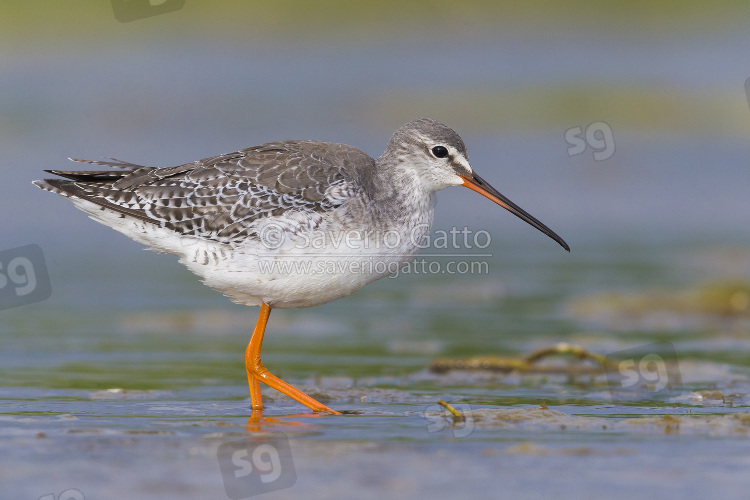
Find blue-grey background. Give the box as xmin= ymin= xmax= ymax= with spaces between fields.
xmin=2 ymin=2 xmax=750 ymax=499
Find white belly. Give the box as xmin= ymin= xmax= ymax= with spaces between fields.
xmin=71 ymin=196 xmax=433 ymax=309
xmin=182 ymin=228 xmax=428 ymax=309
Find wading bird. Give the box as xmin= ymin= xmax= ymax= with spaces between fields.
xmin=34 ymin=118 xmax=569 ymax=414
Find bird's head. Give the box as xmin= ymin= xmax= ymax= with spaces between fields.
xmin=382 ymin=118 xmax=570 ymax=252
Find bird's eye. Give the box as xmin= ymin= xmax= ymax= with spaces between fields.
xmin=431 ymin=146 xmax=449 ymax=158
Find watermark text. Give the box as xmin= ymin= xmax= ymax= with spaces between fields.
xmin=258 ymin=224 xmax=491 ymax=252
xmin=37 ymin=489 xmax=84 ymax=500
xmin=565 ymin=121 xmax=615 ymax=160
xmin=112 ymin=0 xmax=185 ymax=22
xmin=423 ymin=403 xmax=475 ymax=438
xmin=0 ymin=244 xmax=51 ymax=311
xmin=257 ymin=257 xmax=489 ymax=279
xmin=605 ymin=342 xmax=682 ymax=401
xmin=218 ymin=436 xmax=296 ymax=498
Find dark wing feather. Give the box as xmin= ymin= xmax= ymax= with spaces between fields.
xmin=34 ymin=141 xmax=372 ymax=244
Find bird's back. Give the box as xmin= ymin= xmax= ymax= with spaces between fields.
xmin=34 ymin=140 xmax=377 ymax=249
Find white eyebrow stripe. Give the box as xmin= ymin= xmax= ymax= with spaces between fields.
xmin=450 ymin=147 xmax=473 ymax=174
xmin=420 ymin=136 xmax=473 ymax=174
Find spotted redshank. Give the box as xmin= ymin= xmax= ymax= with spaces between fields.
xmin=34 ymin=118 xmax=569 ymax=414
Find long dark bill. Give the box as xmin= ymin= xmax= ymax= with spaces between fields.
xmin=460 ymin=172 xmax=570 ymax=252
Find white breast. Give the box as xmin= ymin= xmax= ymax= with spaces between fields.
xmin=181 ymin=208 xmax=434 ymax=309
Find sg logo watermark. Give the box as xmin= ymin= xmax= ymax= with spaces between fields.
xmin=422 ymin=403 xmax=475 ymax=438
xmin=605 ymin=342 xmax=682 ymax=401
xmin=217 ymin=436 xmax=296 ymax=498
xmin=38 ymin=489 xmax=85 ymax=500
xmin=112 ymin=0 xmax=185 ymax=22
xmin=0 ymin=244 xmax=51 ymax=311
xmin=565 ymin=121 xmax=615 ymax=161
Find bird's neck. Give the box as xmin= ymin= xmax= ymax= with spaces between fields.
xmin=367 ymin=163 xmax=435 ymax=233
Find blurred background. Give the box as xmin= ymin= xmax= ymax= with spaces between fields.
xmin=2 ymin=1 xmax=750 ymax=499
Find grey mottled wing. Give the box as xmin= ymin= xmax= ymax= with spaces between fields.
xmin=35 ymin=141 xmax=372 ymax=245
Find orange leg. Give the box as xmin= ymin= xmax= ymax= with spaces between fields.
xmin=245 ymin=303 xmax=340 ymax=414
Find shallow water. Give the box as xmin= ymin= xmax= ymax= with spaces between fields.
xmin=3 ymin=5 xmax=750 ymax=499
xmin=3 ymin=239 xmax=750 ymax=499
